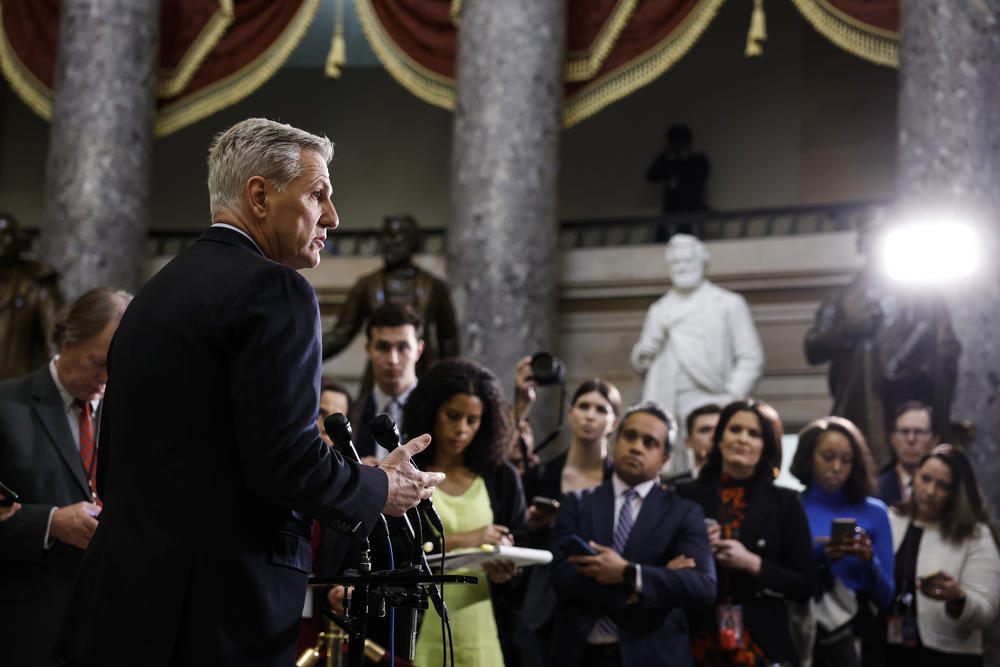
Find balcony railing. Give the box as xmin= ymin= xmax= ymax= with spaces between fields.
xmin=21 ymin=199 xmax=887 ymax=258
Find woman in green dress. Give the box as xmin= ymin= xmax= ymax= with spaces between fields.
xmin=404 ymin=358 xmax=527 ymax=667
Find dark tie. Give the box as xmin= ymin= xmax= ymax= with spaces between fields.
xmin=596 ymin=488 xmax=638 ymax=636
xmin=75 ymin=399 xmax=97 ymax=501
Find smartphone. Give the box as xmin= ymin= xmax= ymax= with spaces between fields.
xmin=830 ymin=518 xmax=857 ymax=543
xmin=0 ymin=480 xmax=19 ymax=507
xmin=531 ymin=496 xmax=560 ymax=513
xmin=919 ymin=570 xmax=942 ymax=583
xmin=560 ymin=535 xmax=598 ymax=557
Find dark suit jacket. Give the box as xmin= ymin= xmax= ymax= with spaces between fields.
xmin=54 ymin=227 xmax=389 ymax=667
xmin=675 ymin=477 xmax=815 ymax=666
xmin=877 ymin=468 xmax=904 ymax=506
xmin=0 ymin=366 xmax=92 ymax=667
xmin=350 ymin=390 xmax=379 ymax=460
xmin=550 ymin=479 xmax=717 ymax=667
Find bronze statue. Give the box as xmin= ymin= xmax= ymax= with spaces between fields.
xmin=0 ymin=212 xmax=64 ymax=379
xmin=322 ymin=215 xmax=458 ymax=377
xmin=804 ymin=241 xmax=961 ymax=468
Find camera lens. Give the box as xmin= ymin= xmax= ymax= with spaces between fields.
xmin=530 ymin=352 xmax=565 ymax=386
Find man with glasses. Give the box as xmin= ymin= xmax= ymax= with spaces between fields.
xmin=877 ymin=401 xmax=939 ymax=505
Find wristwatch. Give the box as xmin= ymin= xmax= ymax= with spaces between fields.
xmin=623 ymin=562 xmax=637 ymax=590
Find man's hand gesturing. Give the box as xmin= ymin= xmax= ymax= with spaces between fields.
xmin=378 ymin=434 xmax=445 ymax=516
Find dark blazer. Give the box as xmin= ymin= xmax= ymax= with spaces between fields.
xmin=675 ymin=477 xmax=815 ymax=666
xmin=0 ymin=366 xmax=93 ymax=667
xmin=550 ymin=478 xmax=717 ymax=667
xmin=877 ymin=468 xmax=904 ymax=506
xmin=54 ymin=227 xmax=389 ymax=667
xmin=350 ymin=391 xmax=379 ymax=459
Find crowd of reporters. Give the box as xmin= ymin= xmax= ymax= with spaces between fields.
xmin=306 ymin=306 xmax=1000 ymax=667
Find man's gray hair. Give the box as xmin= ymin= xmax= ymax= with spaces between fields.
xmin=207 ymin=118 xmax=334 ymax=218
xmin=51 ymin=287 xmax=133 ymax=350
xmin=616 ymin=400 xmax=678 ymax=454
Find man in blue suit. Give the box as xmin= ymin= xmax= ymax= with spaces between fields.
xmin=54 ymin=118 xmax=444 ymax=667
xmin=551 ymin=401 xmax=716 ymax=667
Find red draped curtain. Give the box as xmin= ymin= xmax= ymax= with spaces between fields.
xmin=0 ymin=0 xmax=321 ymax=136
xmin=0 ymin=0 xmax=900 ymax=134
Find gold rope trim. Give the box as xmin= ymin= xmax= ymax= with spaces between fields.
xmin=564 ymin=0 xmax=726 ymax=127
xmin=157 ymin=0 xmax=235 ymax=98
xmin=0 ymin=1 xmax=54 ymax=121
xmin=354 ymin=0 xmax=456 ymax=111
xmin=450 ymin=0 xmax=461 ymax=27
xmin=565 ymin=0 xmax=637 ymax=82
xmin=154 ymin=0 xmax=322 ymax=136
xmin=789 ymin=0 xmax=897 ymax=67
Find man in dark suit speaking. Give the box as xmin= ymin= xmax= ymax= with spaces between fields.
xmin=55 ymin=119 xmax=445 ymax=667
xmin=550 ymin=401 xmax=716 ymax=667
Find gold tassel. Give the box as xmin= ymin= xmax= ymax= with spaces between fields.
xmin=325 ymin=0 xmax=347 ymax=78
xmin=745 ymin=0 xmax=767 ymax=57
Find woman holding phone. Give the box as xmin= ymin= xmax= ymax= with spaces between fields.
xmin=789 ymin=417 xmax=895 ymax=667
xmin=514 ymin=365 xmax=621 ymax=667
xmin=675 ymin=398 xmax=814 ymax=666
xmin=886 ymin=444 xmax=1000 ymax=665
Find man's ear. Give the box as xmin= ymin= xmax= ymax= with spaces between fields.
xmin=246 ymin=176 xmax=269 ymax=219
xmin=415 ymin=338 xmax=425 ymax=361
xmin=661 ymin=449 xmax=671 ymax=465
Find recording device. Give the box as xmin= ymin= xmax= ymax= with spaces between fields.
xmin=530 ymin=352 xmax=566 ymax=386
xmin=560 ymin=535 xmax=599 ymax=557
xmin=530 ymin=496 xmax=560 ymax=513
xmin=369 ymin=414 xmax=445 ymax=536
xmin=830 ymin=518 xmax=858 ymax=543
xmin=324 ymin=413 xmax=365 ymax=466
xmin=367 ymin=414 xmax=450 ymax=624
xmin=0 ymin=480 xmax=18 ymax=506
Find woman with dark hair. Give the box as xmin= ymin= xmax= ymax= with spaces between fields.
xmin=886 ymin=444 xmax=1000 ymax=665
xmin=675 ymin=398 xmax=814 ymax=666
xmin=790 ymin=417 xmax=894 ymax=666
xmin=514 ymin=373 xmax=622 ymax=666
xmin=404 ymin=359 xmax=526 ymax=667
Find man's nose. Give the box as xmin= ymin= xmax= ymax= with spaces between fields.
xmin=388 ymin=349 xmax=400 ymax=364
xmin=321 ymin=201 xmax=339 ymax=229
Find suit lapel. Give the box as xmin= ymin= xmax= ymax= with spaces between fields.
xmin=29 ymin=368 xmax=91 ymax=498
xmin=590 ymin=481 xmax=616 ymax=547
xmin=623 ymin=484 xmax=665 ymax=559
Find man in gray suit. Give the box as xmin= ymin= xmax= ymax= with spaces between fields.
xmin=0 ymin=286 xmax=131 ymax=667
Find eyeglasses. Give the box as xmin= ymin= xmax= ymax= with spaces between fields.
xmin=895 ymin=428 xmax=932 ymax=438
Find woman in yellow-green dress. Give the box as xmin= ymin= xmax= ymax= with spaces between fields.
xmin=403 ymin=359 xmax=527 ymax=667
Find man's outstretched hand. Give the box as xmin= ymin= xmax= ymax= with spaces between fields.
xmin=378 ymin=434 xmax=445 ymax=516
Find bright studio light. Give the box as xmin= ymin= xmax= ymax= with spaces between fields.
xmin=880 ymin=219 xmax=980 ymax=284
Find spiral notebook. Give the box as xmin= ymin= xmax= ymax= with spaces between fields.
xmin=425 ymin=544 xmax=553 ymax=571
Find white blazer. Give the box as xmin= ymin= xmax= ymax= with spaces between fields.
xmin=889 ymin=509 xmax=1000 ymax=655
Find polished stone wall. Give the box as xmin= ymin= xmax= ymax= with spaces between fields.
xmin=37 ymin=0 xmax=158 ymax=298
xmin=447 ymin=0 xmax=566 ymax=384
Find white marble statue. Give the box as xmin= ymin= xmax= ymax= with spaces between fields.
xmin=630 ymin=234 xmax=764 ymax=477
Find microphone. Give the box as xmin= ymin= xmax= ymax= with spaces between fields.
xmin=369 ymin=414 xmax=445 ymax=535
xmin=324 ymin=413 xmax=362 ymax=464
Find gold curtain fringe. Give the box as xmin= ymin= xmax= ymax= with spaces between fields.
xmin=354 ymin=0 xmax=456 ymax=111
xmin=789 ymin=0 xmax=898 ymax=68
xmin=565 ymin=0 xmax=637 ymax=82
xmin=154 ymin=0 xmax=323 ymax=136
xmin=157 ymin=0 xmax=235 ymax=98
xmin=744 ymin=0 xmax=767 ymax=57
xmin=0 ymin=3 xmax=54 ymax=121
xmin=326 ymin=0 xmax=346 ymax=78
xmin=450 ymin=0 xmax=462 ymax=28
xmin=564 ymin=0 xmax=726 ymax=128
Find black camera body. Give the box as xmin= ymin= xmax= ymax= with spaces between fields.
xmin=530 ymin=352 xmax=566 ymax=386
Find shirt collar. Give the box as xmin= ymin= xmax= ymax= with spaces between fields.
xmin=611 ymin=472 xmax=657 ymax=500
xmin=211 ymin=223 xmax=264 ymax=255
xmin=373 ymin=380 xmax=417 ymax=413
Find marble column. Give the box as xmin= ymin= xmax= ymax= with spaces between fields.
xmin=446 ymin=0 xmax=566 ymax=386
xmin=897 ymin=1 xmax=1000 ymax=657
xmin=38 ymin=0 xmax=159 ymax=299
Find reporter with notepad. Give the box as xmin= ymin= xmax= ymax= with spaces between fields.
xmin=403 ymin=359 xmax=527 ymax=667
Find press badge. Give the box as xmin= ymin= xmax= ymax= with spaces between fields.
xmin=716 ymin=604 xmax=743 ymax=650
